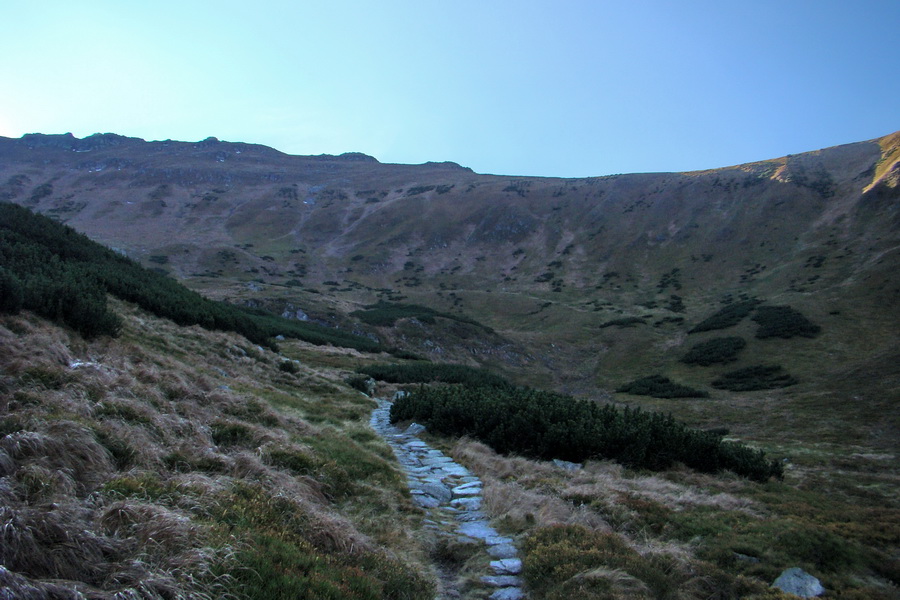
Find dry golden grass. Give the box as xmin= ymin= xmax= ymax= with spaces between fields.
xmin=449 ymin=437 xmax=899 ymax=599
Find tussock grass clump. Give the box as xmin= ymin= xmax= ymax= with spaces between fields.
xmin=210 ymin=420 xmax=255 ymax=447
xmin=523 ymin=524 xmax=678 ymax=599
xmin=524 ymin=523 xmax=763 ymax=600
xmin=681 ymin=336 xmax=746 ymax=366
xmin=711 ymin=365 xmax=798 ymax=391
xmin=616 ymin=375 xmax=710 ymax=398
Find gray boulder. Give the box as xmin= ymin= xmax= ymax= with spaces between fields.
xmin=772 ymin=567 xmax=824 ymax=598
xmin=552 ymin=458 xmax=582 ymax=471
xmin=405 ymin=422 xmax=426 ymax=435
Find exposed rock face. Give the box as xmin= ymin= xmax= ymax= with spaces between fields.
xmin=772 ymin=567 xmax=825 ymax=598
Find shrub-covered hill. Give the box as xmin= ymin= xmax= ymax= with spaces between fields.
xmin=0 ymin=202 xmax=380 ymax=352
xmin=0 ymin=303 xmax=434 ymax=599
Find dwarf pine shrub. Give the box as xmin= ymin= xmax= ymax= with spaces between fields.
xmin=752 ymin=305 xmax=821 ymax=339
xmin=358 ymin=362 xmax=512 ymax=389
xmin=0 ymin=203 xmax=379 ymax=350
xmin=711 ymin=365 xmax=798 ymax=391
xmin=351 ymin=300 xmax=490 ymax=331
xmin=616 ymin=375 xmax=710 ymax=398
xmin=390 ymin=384 xmax=782 ymax=480
xmin=681 ymin=336 xmax=747 ymax=366
xmin=689 ymin=300 xmax=761 ymax=333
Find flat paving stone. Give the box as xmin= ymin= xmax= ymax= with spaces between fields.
xmin=458 ymin=521 xmax=500 ymax=540
xmin=490 ymin=558 xmax=522 ymax=575
xmin=413 ymin=495 xmax=441 ymax=509
xmin=491 ymin=588 xmax=525 ymax=600
xmin=451 ymin=497 xmax=482 ymax=511
xmin=487 ymin=543 xmax=518 ymax=559
xmin=481 ymin=575 xmax=522 ymax=588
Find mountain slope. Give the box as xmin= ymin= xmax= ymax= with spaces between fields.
xmin=1 ymin=132 xmax=897 ymax=443
xmin=1 ymin=131 xmax=899 ymax=598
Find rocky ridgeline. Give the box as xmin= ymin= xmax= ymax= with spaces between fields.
xmin=370 ymin=399 xmax=525 ymax=600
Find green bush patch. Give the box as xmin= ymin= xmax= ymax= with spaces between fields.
xmin=390 ymin=383 xmax=781 ymax=480
xmin=358 ymin=362 xmax=511 ymax=389
xmin=711 ymin=365 xmax=798 ymax=391
xmin=351 ymin=300 xmax=491 ymax=332
xmin=689 ymin=300 xmax=761 ymax=334
xmin=752 ymin=305 xmax=821 ymax=339
xmin=599 ymin=316 xmax=646 ymax=329
xmin=681 ymin=337 xmax=747 ymax=366
xmin=0 ymin=203 xmax=380 ymax=351
xmin=616 ymin=375 xmax=710 ymax=398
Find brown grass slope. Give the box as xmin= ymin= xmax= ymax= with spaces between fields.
xmin=0 ymin=301 xmax=435 ymax=599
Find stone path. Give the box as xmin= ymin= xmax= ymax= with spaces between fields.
xmin=370 ymin=399 xmax=526 ymax=600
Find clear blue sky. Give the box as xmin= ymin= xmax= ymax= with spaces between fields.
xmin=1 ymin=1 xmax=897 ymax=177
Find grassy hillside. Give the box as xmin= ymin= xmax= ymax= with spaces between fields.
xmin=0 ymin=302 xmax=435 ymax=599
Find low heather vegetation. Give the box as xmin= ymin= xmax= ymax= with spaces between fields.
xmin=390 ymin=384 xmax=782 ymax=481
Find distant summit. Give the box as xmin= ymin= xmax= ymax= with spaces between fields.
xmin=20 ymin=132 xmax=140 ymax=152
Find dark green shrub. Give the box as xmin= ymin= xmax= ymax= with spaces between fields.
xmin=0 ymin=203 xmax=379 ymax=350
xmin=689 ymin=300 xmax=761 ymax=333
xmin=616 ymin=375 xmax=709 ymax=398
xmin=346 ymin=375 xmax=373 ymax=394
xmin=358 ymin=362 xmax=511 ymax=389
xmin=351 ymin=300 xmax=491 ymax=332
xmin=711 ymin=365 xmax=798 ymax=391
xmin=387 ymin=348 xmax=426 ymax=360
xmin=599 ymin=316 xmax=646 ymax=328
xmin=278 ymin=360 xmax=300 ymax=374
xmin=752 ymin=305 xmax=821 ymax=339
xmin=0 ymin=266 xmax=23 ymax=312
xmin=390 ymin=383 xmax=781 ymax=480
xmin=681 ymin=337 xmax=746 ymax=366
